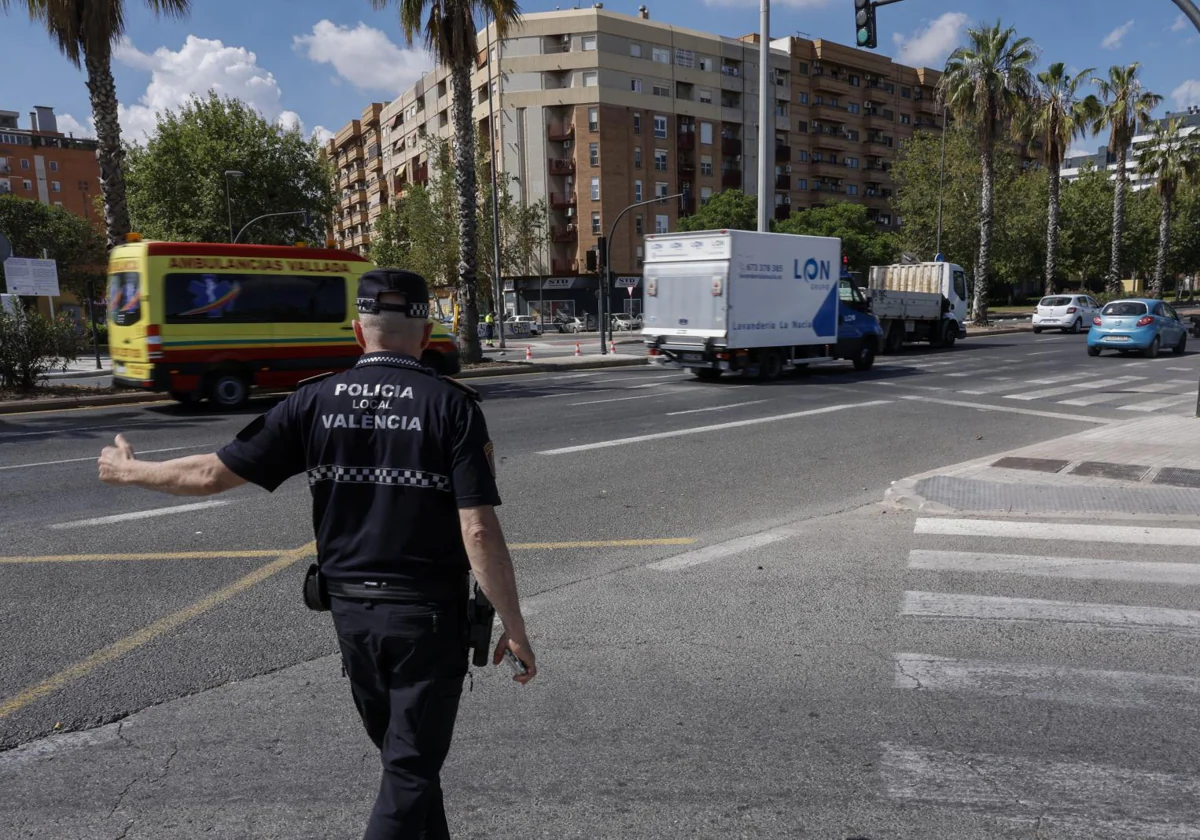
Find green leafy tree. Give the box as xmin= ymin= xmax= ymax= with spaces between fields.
xmin=677 ymin=189 xmax=757 ymax=232
xmin=1136 ymin=116 xmax=1200 ymax=295
xmin=124 ymin=93 xmax=333 ymax=245
xmin=0 ymin=195 xmax=107 ymax=299
xmin=1092 ymin=63 xmax=1162 ymax=293
xmin=476 ymin=132 xmax=550 ymax=308
xmin=0 ymin=308 xmax=82 ymax=391
xmin=992 ymin=163 xmax=1047 ymax=302
xmin=1058 ymin=163 xmax=1113 ymax=288
xmin=0 ymin=0 xmax=192 ymax=249
xmin=939 ymin=21 xmax=1037 ymax=323
xmin=1025 ymin=63 xmax=1099 ymax=294
xmin=1168 ymin=181 xmax=1200 ymax=296
xmin=371 ymin=0 xmax=524 ymax=364
xmin=774 ymin=202 xmax=897 ymax=274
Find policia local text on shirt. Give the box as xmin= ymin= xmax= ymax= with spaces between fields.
xmin=97 ymin=268 xmax=536 ymax=839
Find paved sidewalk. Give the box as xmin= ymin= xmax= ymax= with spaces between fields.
xmin=43 ymin=354 xmax=112 ymax=379
xmin=886 ymin=413 xmax=1200 ymax=518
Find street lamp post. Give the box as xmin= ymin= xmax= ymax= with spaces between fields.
xmin=935 ymin=105 xmax=948 ymax=258
xmin=485 ymin=12 xmax=506 ymax=352
xmin=756 ymin=0 xmax=772 ymax=233
xmin=234 ymin=209 xmax=311 ymax=244
xmin=224 ymin=170 xmax=244 ymax=243
xmin=602 ymin=193 xmax=685 ymax=355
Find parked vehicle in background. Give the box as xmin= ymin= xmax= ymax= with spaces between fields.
xmin=557 ymin=315 xmax=595 ymax=334
xmin=611 ymin=313 xmax=642 ymax=331
xmin=1087 ymin=299 xmax=1188 ymax=358
xmin=865 ymin=261 xmax=969 ymax=351
xmin=1033 ymin=294 xmax=1100 ymax=334
xmin=506 ymin=315 xmax=542 ymax=336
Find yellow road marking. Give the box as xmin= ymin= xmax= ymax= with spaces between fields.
xmin=0 ymin=542 xmax=315 ymax=720
xmin=0 ymin=550 xmax=285 ymax=565
xmin=510 ymin=538 xmax=695 ymax=550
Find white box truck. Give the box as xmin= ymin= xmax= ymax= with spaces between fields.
xmin=865 ymin=261 xmax=969 ymax=352
xmin=641 ymin=230 xmax=884 ymax=380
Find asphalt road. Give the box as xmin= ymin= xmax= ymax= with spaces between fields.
xmin=3 ymin=329 xmax=1200 ymax=837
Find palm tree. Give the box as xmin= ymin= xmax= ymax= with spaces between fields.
xmin=939 ymin=21 xmax=1037 ymax=324
xmin=1136 ymin=117 xmax=1200 ymax=296
xmin=1092 ymin=64 xmax=1162 ymax=295
xmin=0 ymin=0 xmax=191 ymax=250
xmin=1026 ymin=63 xmax=1099 ymax=296
xmin=372 ymin=0 xmax=522 ymax=363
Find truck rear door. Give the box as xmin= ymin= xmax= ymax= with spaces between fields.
xmin=643 ymin=260 xmax=728 ymax=340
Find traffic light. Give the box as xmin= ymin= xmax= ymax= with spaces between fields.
xmin=855 ymin=0 xmax=877 ymax=49
xmin=585 ymin=248 xmax=598 ymax=272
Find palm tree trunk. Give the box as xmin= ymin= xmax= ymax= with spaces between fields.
xmin=1153 ymin=191 xmax=1171 ymax=297
xmin=972 ymin=145 xmax=994 ymax=324
xmin=1044 ymin=161 xmax=1061 ymax=296
xmin=451 ymin=62 xmax=482 ymax=364
xmin=1107 ymin=147 xmax=1128 ymax=295
xmin=84 ymin=43 xmax=132 ymax=250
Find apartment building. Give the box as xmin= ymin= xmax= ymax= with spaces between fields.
xmin=1062 ymin=108 xmax=1200 ymax=191
xmin=0 ymin=106 xmax=103 ymax=223
xmin=367 ymin=6 xmax=942 ymax=316
xmin=325 ymin=102 xmax=388 ymax=255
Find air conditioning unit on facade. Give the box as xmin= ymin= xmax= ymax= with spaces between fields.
xmin=784 ymin=165 xmax=792 ymax=173
xmin=565 ymin=207 xmax=575 ymax=217
xmin=563 ymin=139 xmax=573 ymax=149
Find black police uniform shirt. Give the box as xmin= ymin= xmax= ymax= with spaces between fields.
xmin=216 ymin=352 xmax=501 ymax=590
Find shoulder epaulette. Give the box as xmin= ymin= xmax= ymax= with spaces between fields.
xmin=441 ymin=376 xmax=482 ymax=402
xmin=296 ymin=371 xmax=337 ymax=389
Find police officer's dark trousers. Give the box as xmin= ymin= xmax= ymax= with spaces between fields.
xmin=331 ymin=596 xmax=468 ymax=840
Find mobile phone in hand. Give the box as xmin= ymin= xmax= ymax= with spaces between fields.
xmin=503 ymin=649 xmax=528 ymax=676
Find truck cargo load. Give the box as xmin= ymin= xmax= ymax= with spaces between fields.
xmin=866 ymin=261 xmax=969 ymax=352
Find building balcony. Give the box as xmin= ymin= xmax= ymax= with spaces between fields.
xmin=721 ymin=137 xmax=742 ymax=155
xmin=680 ymin=194 xmax=694 ymax=214
xmin=814 ymin=101 xmax=848 ymax=119
xmin=344 ymin=145 xmax=365 ymax=162
xmin=413 ymin=163 xmax=429 ymax=184
xmin=810 ymin=161 xmax=846 ymax=179
xmin=812 ymin=131 xmax=852 ymax=151
xmin=678 ymin=161 xmax=697 ymax=177
xmin=721 ymin=170 xmax=742 ymax=188
xmin=864 ymin=187 xmax=893 ymax=200
xmin=550 ymin=192 xmax=578 ymax=208
xmin=863 ymin=110 xmax=893 ymax=126
xmin=774 ymin=173 xmax=790 ymax=189
xmin=775 ymin=144 xmax=791 ymax=162
xmin=865 ymin=136 xmax=893 ymax=150
xmin=677 ymin=132 xmax=695 ymax=151
xmin=552 ymin=225 xmax=578 ymax=243
xmin=552 ymin=258 xmax=578 ymax=274
xmin=549 ymin=158 xmax=576 ymax=175
xmin=811 ymin=73 xmax=844 ymax=92
xmin=548 ymin=123 xmax=575 ymax=142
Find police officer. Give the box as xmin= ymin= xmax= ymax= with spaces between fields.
xmin=97 ymin=268 xmax=536 ymax=839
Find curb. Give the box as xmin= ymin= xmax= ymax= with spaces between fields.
xmin=42 ymin=369 xmax=112 ymax=381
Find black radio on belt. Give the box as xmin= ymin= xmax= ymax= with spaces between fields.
xmin=466 ymin=583 xmax=495 ymax=668
xmin=303 ymin=563 xmax=331 ymax=611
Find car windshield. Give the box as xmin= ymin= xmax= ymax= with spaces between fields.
xmin=1102 ymin=302 xmax=1148 ymax=316
xmin=1039 ymin=296 xmax=1071 ymax=307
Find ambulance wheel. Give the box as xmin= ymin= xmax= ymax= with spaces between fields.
xmin=693 ymin=368 xmax=722 ymax=382
xmin=207 ymin=370 xmax=250 ymax=409
xmin=758 ymin=350 xmax=783 ymax=381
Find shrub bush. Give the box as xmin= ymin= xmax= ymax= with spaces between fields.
xmin=0 ymin=309 xmax=83 ymax=391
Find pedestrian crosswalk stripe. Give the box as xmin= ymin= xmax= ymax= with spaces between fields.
xmin=893 ymin=653 xmax=1200 ymax=710
xmin=880 ymin=742 xmax=1200 ymax=837
xmin=958 ymin=373 xmax=1082 ymax=394
xmin=901 ymin=590 xmax=1200 ymax=635
xmin=1118 ymin=393 xmax=1197 ymax=412
xmin=1004 ymin=376 xmax=1142 ymax=401
xmin=908 ymin=549 xmax=1200 ymax=585
xmin=914 ymin=518 xmax=1200 ymax=547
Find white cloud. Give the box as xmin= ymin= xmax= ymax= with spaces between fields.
xmin=1101 ymin=20 xmax=1134 ymax=50
xmin=113 ymin=35 xmax=304 ymax=140
xmin=57 ymin=113 xmax=94 ymax=139
xmin=1172 ymin=14 xmax=1188 ymax=32
xmin=293 ymin=20 xmax=431 ymax=94
xmin=892 ymin=12 xmax=969 ymax=69
xmin=1172 ymin=79 xmax=1200 ymax=110
xmin=311 ymin=125 xmax=335 ymax=145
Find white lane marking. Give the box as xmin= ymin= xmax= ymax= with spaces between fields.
xmin=588 ymin=373 xmax=679 ymax=384
xmin=666 ymin=400 xmax=769 ymax=416
xmin=893 ymin=653 xmax=1200 ymax=710
xmin=881 ymin=742 xmax=1200 ymax=837
xmin=898 ymin=395 xmax=1114 ymax=424
xmin=1167 ymin=366 xmax=1195 ymax=372
xmin=1118 ymin=393 xmax=1197 ymax=413
xmin=538 ymin=400 xmax=891 ymax=455
xmin=1026 ymin=350 xmax=1060 ymax=356
xmin=1004 ymin=375 xmax=1143 ymax=401
xmin=537 ymin=388 xmax=615 ymax=399
xmin=0 ymin=420 xmax=167 ymax=441
xmin=901 ymin=590 xmax=1200 ymax=635
xmin=1059 ymin=380 xmax=1185 ymax=405
xmin=958 ymin=375 xmax=1084 ymax=394
xmin=909 ymin=549 xmax=1200 ymax=586
xmin=568 ymin=391 xmax=679 ymax=406
xmin=50 ymin=500 xmax=231 ymax=530
xmin=1037 ymin=336 xmax=1069 ymax=342
xmin=0 ymin=444 xmax=212 ymax=472
xmin=915 ymin=518 xmax=1200 ymax=547
xmin=648 ymin=530 xmax=792 ymax=571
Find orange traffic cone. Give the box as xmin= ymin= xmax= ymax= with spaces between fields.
xmin=609 ymin=340 xmax=616 ymax=354
xmin=525 ymin=345 xmax=533 ymax=361
xmin=574 ymin=342 xmax=582 ymax=357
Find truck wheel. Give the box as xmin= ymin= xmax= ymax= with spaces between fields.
xmin=883 ymin=323 xmax=904 ymax=354
xmin=207 ymin=370 xmax=251 ymax=409
xmin=941 ymin=323 xmax=958 ymax=348
xmin=758 ymin=350 xmax=783 ymax=381
xmin=852 ymin=344 xmax=876 ymax=371
xmin=693 ymin=368 xmax=722 ymax=382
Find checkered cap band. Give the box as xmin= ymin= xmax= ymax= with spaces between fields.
xmin=307 ymin=465 xmax=451 ymax=492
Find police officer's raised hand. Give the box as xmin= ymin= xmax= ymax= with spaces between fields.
xmin=98 ymin=434 xmax=136 ymax=485
xmin=494 ymin=631 xmax=537 ymax=684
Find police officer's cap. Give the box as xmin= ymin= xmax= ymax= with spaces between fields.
xmin=357 ymin=269 xmax=430 ymax=318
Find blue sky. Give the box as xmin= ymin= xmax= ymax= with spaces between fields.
xmin=1 ymin=0 xmax=1197 ymax=156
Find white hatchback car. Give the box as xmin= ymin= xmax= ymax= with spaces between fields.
xmin=506 ymin=315 xmax=542 ymax=336
xmin=1032 ymin=294 xmax=1100 ymax=334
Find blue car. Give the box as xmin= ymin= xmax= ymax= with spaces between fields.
xmin=1087 ymin=298 xmax=1189 ymax=358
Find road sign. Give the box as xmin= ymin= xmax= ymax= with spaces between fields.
xmin=0 ymin=232 xmax=11 ymax=262
xmin=2 ymin=257 xmax=60 ymax=296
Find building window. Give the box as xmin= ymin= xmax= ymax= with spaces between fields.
xmin=590 ymin=142 xmax=600 ymax=166
xmin=51 ymin=181 xmax=60 ymax=192
xmin=847 ymin=129 xmax=860 ymax=141
xmin=700 ymin=186 xmax=713 ymax=204
xmin=53 ymin=200 xmax=63 ymax=207
xmin=829 ymin=97 xmax=839 ymax=108
xmin=49 ymin=161 xmax=59 ymax=172
xmin=583 ymin=71 xmax=598 ymax=88
xmin=591 ymin=176 xmax=600 ymax=200
xmin=901 ymin=114 xmax=911 ymax=125
xmin=655 ymin=214 xmax=669 ymax=234
xmin=797 ymin=62 xmax=809 ymax=75
xmin=636 ymin=246 xmax=644 ymax=266
xmin=20 ymin=159 xmax=29 ymax=170
xmin=655 ymin=181 xmax=668 ymax=198
xmin=849 ymin=75 xmax=861 ymax=87
xmin=700 ymin=122 xmax=713 ymax=145
xmin=700 ymin=155 xmax=713 ymax=176
xmin=635 ymin=214 xmax=644 ymax=235
xmin=846 ymin=157 xmax=859 ymax=169
xmin=22 ymin=179 xmax=31 ymax=190
xmin=848 ymin=103 xmax=861 ymax=115
xmin=675 ymin=49 xmax=695 ymax=68
xmin=797 ymin=178 xmax=807 ymax=190
xmin=635 ymin=179 xmax=643 ymax=201
xmin=699 ymin=88 xmax=713 ymax=105
xmin=652 ymin=47 xmax=670 ymax=63
xmin=582 ymin=35 xmax=597 ymax=51
xmin=798 ymin=92 xmax=809 ymax=105
xmin=592 ymin=211 xmax=602 ymax=235
xmin=653 ymin=115 xmax=667 ymax=138
xmin=630 ymin=43 xmax=642 ymax=58
xmin=653 ymin=84 xmax=670 ymax=98
xmin=901 ymin=86 xmax=912 ymax=99
xmin=813 ymin=95 xmax=823 ymax=106
xmin=699 ymin=56 xmax=714 ymax=72
xmin=796 ymin=122 xmax=808 ymax=133
xmin=633 ymin=112 xmax=641 ymax=134
xmin=634 ymin=147 xmax=643 ymax=168
xmin=589 ymin=108 xmax=599 ymax=131
xmin=654 ymin=149 xmax=668 ymax=171
xmin=846 ymin=184 xmax=859 ymax=196
xmin=631 ymin=78 xmax=643 ymax=93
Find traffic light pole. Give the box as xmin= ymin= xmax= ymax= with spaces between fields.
xmin=1173 ymin=0 xmax=1200 ymax=34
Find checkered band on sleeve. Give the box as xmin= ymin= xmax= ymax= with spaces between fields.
xmin=354 ymin=355 xmax=429 ymax=371
xmin=307 ymin=465 xmax=451 ymax=492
